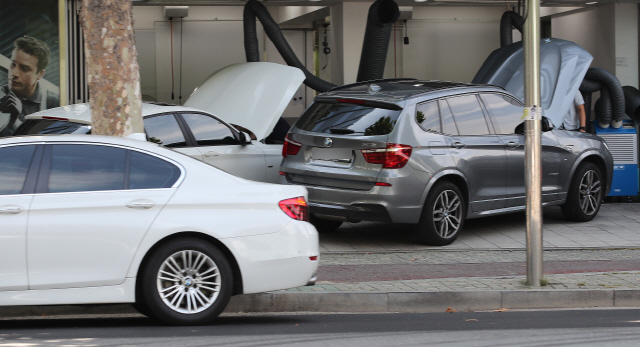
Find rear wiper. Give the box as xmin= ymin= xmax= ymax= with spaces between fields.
xmin=329 ymin=128 xmax=362 ymax=134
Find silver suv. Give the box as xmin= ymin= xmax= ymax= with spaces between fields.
xmin=280 ymin=80 xmax=613 ymax=245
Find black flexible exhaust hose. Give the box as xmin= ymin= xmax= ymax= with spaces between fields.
xmin=243 ymin=2 xmax=260 ymax=63
xmin=580 ymin=67 xmax=625 ymax=128
xmin=594 ymin=88 xmax=612 ymax=127
xmin=243 ymin=0 xmax=336 ymax=92
xmin=500 ymin=11 xmax=524 ymax=48
xmin=356 ymin=0 xmax=400 ymax=82
xmin=623 ymin=85 xmax=640 ymax=124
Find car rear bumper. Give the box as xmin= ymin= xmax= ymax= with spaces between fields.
xmin=284 ymin=179 xmax=425 ymax=224
xmin=309 ymin=201 xmax=392 ymax=222
xmin=223 ymin=221 xmax=319 ymax=294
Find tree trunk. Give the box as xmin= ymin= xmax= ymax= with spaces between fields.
xmin=80 ymin=0 xmax=143 ymax=136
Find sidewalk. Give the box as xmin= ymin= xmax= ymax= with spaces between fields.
xmin=2 ymin=204 xmax=640 ymax=318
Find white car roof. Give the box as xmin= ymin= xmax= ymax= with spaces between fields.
xmin=25 ymin=103 xmax=205 ymax=125
xmin=25 ymin=62 xmax=305 ymax=140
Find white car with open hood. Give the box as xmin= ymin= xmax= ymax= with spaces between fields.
xmin=0 ymin=134 xmax=318 ymax=325
xmin=13 ymin=62 xmax=306 ymax=184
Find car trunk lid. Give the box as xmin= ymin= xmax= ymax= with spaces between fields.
xmin=283 ymin=100 xmax=404 ymax=190
xmin=184 ymin=62 xmax=305 ymax=141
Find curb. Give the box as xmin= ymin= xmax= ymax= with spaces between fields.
xmin=2 ymin=289 xmax=640 ymax=318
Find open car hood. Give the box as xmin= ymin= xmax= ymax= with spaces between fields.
xmin=184 ymin=62 xmax=305 ymax=141
xmin=472 ymin=38 xmax=593 ymax=127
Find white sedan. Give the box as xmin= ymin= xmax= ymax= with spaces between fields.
xmin=0 ymin=134 xmax=319 ymax=325
xmin=13 ymin=62 xmax=306 ymax=184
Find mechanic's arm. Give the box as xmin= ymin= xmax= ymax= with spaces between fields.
xmin=577 ymin=103 xmax=586 ymax=132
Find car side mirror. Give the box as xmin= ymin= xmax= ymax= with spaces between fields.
xmin=238 ymin=131 xmax=252 ymax=145
xmin=514 ymin=116 xmax=555 ymax=135
xmin=541 ymin=116 xmax=554 ymax=132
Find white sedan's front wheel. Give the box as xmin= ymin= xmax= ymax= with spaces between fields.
xmin=140 ymin=238 xmax=233 ymax=325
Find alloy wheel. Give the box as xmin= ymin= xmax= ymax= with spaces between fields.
xmin=432 ymin=189 xmax=462 ymax=239
xmin=579 ymin=169 xmax=602 ymax=216
xmin=156 ymin=250 xmax=221 ymax=314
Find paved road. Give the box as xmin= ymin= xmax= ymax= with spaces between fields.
xmin=320 ymin=204 xmax=640 ymax=252
xmin=2 ymin=309 xmax=640 ymax=346
xmin=316 ymin=249 xmax=640 ymax=282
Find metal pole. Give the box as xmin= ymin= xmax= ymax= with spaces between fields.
xmin=523 ymin=0 xmax=543 ymax=287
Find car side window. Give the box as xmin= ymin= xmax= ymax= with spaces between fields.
xmin=438 ymin=100 xmax=459 ymax=135
xmin=48 ymin=144 xmax=126 ymax=193
xmin=129 ymin=151 xmax=181 ymax=189
xmin=445 ymin=95 xmax=491 ymax=136
xmin=180 ymin=113 xmax=239 ymax=146
xmin=0 ymin=145 xmax=36 ymax=195
xmin=144 ymin=114 xmax=188 ymax=147
xmin=416 ymin=101 xmax=441 ymax=133
xmin=480 ymin=94 xmax=524 ymax=134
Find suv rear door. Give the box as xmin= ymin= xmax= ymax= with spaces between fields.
xmin=284 ymin=101 xmax=402 ymax=191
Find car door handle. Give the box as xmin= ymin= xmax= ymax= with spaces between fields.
xmin=126 ymin=200 xmax=156 ymax=209
xmin=204 ymin=151 xmax=220 ymax=157
xmin=0 ymin=205 xmax=23 ymax=214
xmin=451 ymin=142 xmax=466 ymax=149
xmin=506 ymin=141 xmax=521 ymax=149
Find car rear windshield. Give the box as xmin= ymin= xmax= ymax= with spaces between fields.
xmin=14 ymin=120 xmax=91 ymax=135
xmin=294 ymin=102 xmax=402 ymax=136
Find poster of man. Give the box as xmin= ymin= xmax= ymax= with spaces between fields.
xmin=0 ymin=0 xmax=60 ymax=137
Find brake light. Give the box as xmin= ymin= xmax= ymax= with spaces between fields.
xmin=282 ymin=135 xmax=302 ymax=158
xmin=42 ymin=116 xmax=69 ymax=121
xmin=362 ymin=143 xmax=412 ymax=169
xmin=279 ymin=196 xmax=309 ymax=221
xmin=375 ymin=182 xmax=392 ymax=186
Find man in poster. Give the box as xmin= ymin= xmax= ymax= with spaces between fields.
xmin=0 ymin=36 xmax=59 ymax=136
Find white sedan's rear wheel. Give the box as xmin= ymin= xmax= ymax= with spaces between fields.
xmin=141 ymin=238 xmax=232 ymax=325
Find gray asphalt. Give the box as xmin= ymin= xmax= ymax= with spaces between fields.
xmin=2 ymin=310 xmax=640 ymax=346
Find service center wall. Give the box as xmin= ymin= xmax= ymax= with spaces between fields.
xmin=398 ymin=6 xmax=507 ymax=83
xmin=132 ymin=5 xmax=509 ymax=108
xmin=132 ymin=4 xmax=635 ymax=122
xmin=132 ymin=6 xmax=264 ymax=105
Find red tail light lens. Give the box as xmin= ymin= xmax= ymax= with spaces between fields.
xmin=282 ymin=135 xmax=302 ymax=158
xmin=362 ymin=143 xmax=412 ymax=169
xmin=279 ymin=196 xmax=309 ymax=221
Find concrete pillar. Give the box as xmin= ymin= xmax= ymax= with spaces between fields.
xmin=329 ymin=2 xmax=371 ymax=86
xmin=614 ymin=3 xmax=639 ymax=88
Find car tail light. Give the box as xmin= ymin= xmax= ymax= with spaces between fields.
xmin=279 ymin=196 xmax=309 ymax=221
xmin=361 ymin=143 xmax=412 ymax=169
xmin=282 ymin=135 xmax=302 ymax=158
xmin=42 ymin=116 xmax=70 ymax=121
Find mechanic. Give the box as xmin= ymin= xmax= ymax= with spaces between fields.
xmin=0 ymin=36 xmax=59 ymax=136
xmin=560 ymin=91 xmax=587 ymax=132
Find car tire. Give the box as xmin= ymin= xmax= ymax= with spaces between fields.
xmin=561 ymin=162 xmax=603 ymax=222
xmin=310 ymin=214 xmax=343 ymax=233
xmin=414 ymin=181 xmax=466 ymax=246
xmin=139 ymin=238 xmax=233 ymax=325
